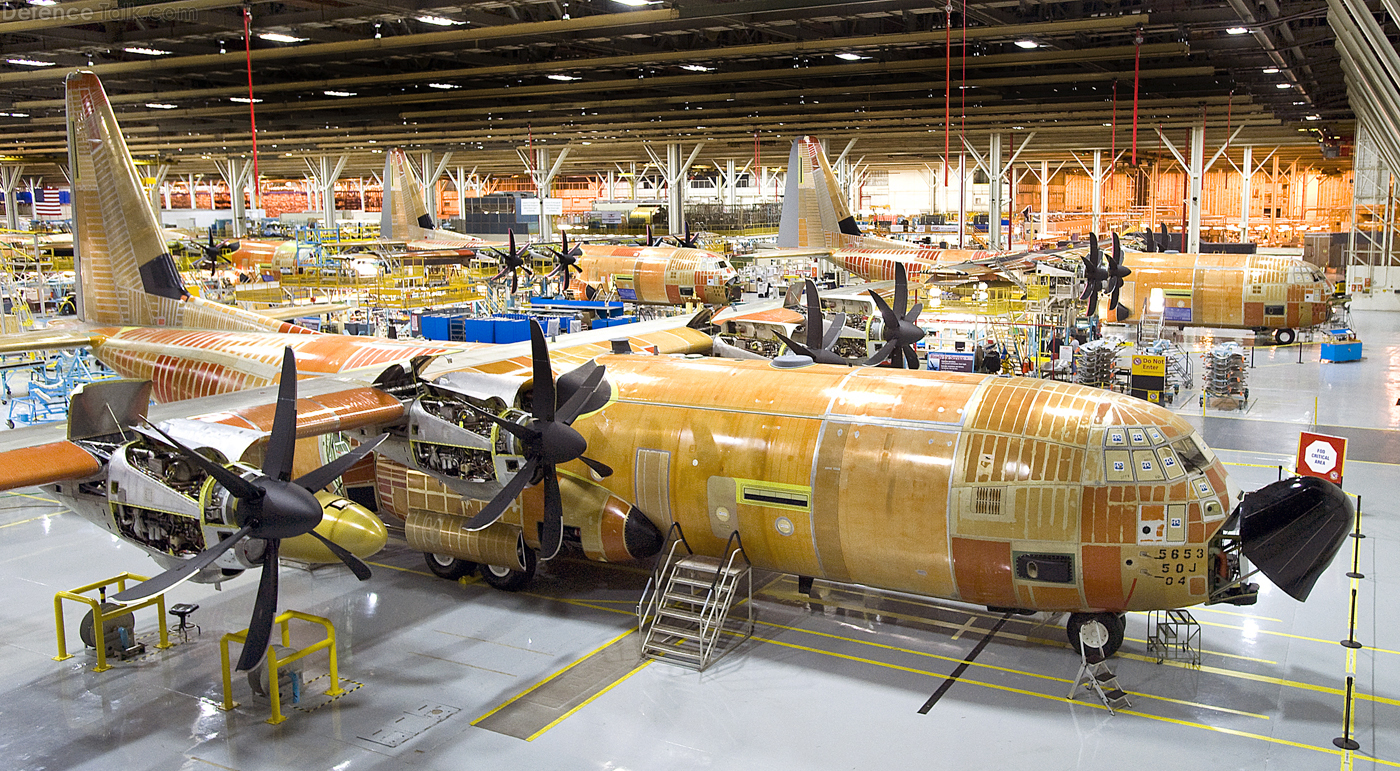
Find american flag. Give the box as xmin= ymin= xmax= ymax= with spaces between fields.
xmin=33 ymin=190 xmax=63 ymax=218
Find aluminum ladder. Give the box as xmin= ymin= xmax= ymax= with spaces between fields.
xmin=1067 ymin=625 xmax=1131 ymax=715
xmin=637 ymin=525 xmax=753 ymax=671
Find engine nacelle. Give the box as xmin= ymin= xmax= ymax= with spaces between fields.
xmin=405 ymin=511 xmax=528 ymax=571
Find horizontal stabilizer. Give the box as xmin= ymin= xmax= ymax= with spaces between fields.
xmin=0 ymin=329 xmax=99 ymax=356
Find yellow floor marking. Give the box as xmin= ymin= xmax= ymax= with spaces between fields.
xmin=365 ymin=560 xmax=479 ymax=582
xmin=1181 ymin=606 xmax=1285 ymax=623
xmin=1 ymin=492 xmax=60 ymax=503
xmin=761 ymin=636 xmax=1400 ymax=767
xmin=0 ymin=512 xmax=59 ymax=530
xmin=525 ymin=660 xmax=652 ymax=742
xmin=759 ymin=619 xmax=1268 ymax=720
xmin=1220 ymin=447 xmax=1400 ymax=468
xmin=1114 ymin=651 xmax=1400 ymax=708
xmin=472 ymin=627 xmax=637 ymax=726
xmin=1190 ymin=618 xmax=1400 ymax=657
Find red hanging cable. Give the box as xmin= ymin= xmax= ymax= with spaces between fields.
xmin=944 ymin=5 xmax=951 ymax=186
xmin=1225 ymin=90 xmax=1233 ymax=152
xmin=1131 ymin=27 xmax=1142 ymax=166
xmin=960 ymin=0 xmax=966 ymax=140
xmin=243 ymin=7 xmax=259 ymax=207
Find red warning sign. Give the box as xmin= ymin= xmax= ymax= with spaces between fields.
xmin=1295 ymin=431 xmax=1347 ymax=486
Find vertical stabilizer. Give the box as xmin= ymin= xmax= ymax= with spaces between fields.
xmin=777 ymin=136 xmax=861 ymax=248
xmin=382 ymin=149 xmax=433 ymax=241
xmin=65 ymin=71 xmax=311 ymax=334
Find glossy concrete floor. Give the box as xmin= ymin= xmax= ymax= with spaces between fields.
xmin=0 ymin=315 xmax=1396 ymax=771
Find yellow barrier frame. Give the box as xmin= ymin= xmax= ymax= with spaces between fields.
xmin=53 ymin=572 xmax=171 ymax=672
xmin=219 ymin=610 xmax=343 ymax=724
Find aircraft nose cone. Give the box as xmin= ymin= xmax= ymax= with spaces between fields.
xmin=281 ymin=492 xmax=389 ymax=562
xmin=1238 ymin=475 xmax=1353 ymax=601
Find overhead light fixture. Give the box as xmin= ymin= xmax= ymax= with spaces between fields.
xmin=680 ymin=64 xmax=714 ymax=72
xmin=546 ymin=74 xmax=580 ymax=81
xmin=229 ymin=96 xmax=263 ymax=103
xmin=1262 ymin=66 xmax=1280 ymax=74
xmin=1305 ymin=114 xmax=1321 ymax=120
xmin=1014 ymin=39 xmax=1039 ymax=49
xmin=613 ymin=0 xmax=660 ymax=5
xmin=834 ymin=52 xmax=868 ymax=61
xmin=145 ymin=103 xmax=178 ymax=109
xmin=0 ymin=111 xmax=30 ymax=118
xmin=6 ymin=58 xmax=56 ymax=67
xmin=324 ymin=90 xmax=356 ymax=97
xmin=1276 ymin=82 xmax=1291 ymax=89
xmin=416 ymin=15 xmax=461 ymax=26
xmin=1226 ymin=26 xmax=1248 ymax=35
xmin=427 ymin=82 xmax=460 ymax=89
xmin=29 ymin=0 xmax=58 ymax=5
xmin=258 ymin=32 xmax=307 ymax=43
xmin=123 ymin=46 xmax=171 ymax=56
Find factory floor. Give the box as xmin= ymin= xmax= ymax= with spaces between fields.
xmin=0 ymin=314 xmax=1395 ymax=771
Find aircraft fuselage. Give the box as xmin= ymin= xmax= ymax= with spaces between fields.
xmin=574 ymin=245 xmax=738 ymax=305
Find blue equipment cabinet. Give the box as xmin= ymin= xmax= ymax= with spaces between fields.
xmin=1320 ymin=328 xmax=1361 ymax=363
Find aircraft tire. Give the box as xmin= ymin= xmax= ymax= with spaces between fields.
xmin=424 ymin=553 xmax=477 ymax=580
xmin=482 ymin=547 xmax=537 ymax=591
xmin=1274 ymin=327 xmax=1296 ymax=345
xmin=1066 ymin=611 xmax=1125 ymax=657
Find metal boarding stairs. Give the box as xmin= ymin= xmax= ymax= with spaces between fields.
xmin=637 ymin=524 xmax=753 ymax=671
xmin=1138 ymin=297 xmax=1165 ymax=341
xmin=1067 ymin=620 xmax=1131 ymax=715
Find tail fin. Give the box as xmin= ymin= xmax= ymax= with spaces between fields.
xmin=66 ymin=71 xmax=308 ymax=334
xmin=380 ymin=148 xmax=433 ymax=241
xmin=777 ymin=136 xmax=861 ymax=248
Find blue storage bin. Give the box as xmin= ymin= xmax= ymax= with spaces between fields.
xmin=420 ymin=315 xmax=451 ymax=341
xmin=493 ymin=317 xmax=530 ymax=343
xmin=460 ymin=318 xmax=495 ymax=343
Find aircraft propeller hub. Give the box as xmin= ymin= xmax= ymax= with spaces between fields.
xmin=537 ymin=421 xmax=588 ymax=466
xmin=242 ymin=480 xmax=324 ymax=541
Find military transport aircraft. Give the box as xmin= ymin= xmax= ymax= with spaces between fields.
xmin=381 ymin=148 xmax=742 ymax=305
xmin=0 ymin=72 xmax=1354 ymax=672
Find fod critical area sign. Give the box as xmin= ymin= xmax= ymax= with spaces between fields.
xmin=1295 ymin=431 xmax=1348 ymax=486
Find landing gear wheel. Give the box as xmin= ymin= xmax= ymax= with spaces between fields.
xmin=1066 ymin=611 xmax=1125 ymax=657
xmin=424 ymin=552 xmax=476 ymax=580
xmin=482 ymin=545 xmax=537 ymax=592
xmin=1274 ymin=327 xmax=1296 ymax=345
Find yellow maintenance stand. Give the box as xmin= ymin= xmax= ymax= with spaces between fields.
xmin=53 ymin=572 xmax=172 ymax=672
xmin=220 ymin=610 xmax=344 ymax=725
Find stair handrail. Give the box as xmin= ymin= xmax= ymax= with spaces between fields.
xmin=637 ymin=522 xmax=693 ymax=627
xmin=697 ymin=530 xmax=752 ymax=649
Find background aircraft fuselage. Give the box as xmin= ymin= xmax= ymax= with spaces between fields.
xmin=1110 ymin=251 xmax=1331 ymax=329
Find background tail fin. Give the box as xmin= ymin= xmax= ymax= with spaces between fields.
xmin=777 ymin=136 xmax=861 ymax=248
xmin=67 ymin=70 xmax=188 ymax=325
xmin=380 ymin=149 xmax=433 ymax=241
xmin=66 ymin=71 xmax=311 ymax=335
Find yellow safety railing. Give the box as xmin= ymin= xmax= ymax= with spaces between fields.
xmin=53 ymin=572 xmax=171 ymax=672
xmin=220 ymin=610 xmax=343 ymax=725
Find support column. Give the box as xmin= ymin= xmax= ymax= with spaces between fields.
xmin=1092 ymin=149 xmax=1103 ymax=235
xmin=957 ymin=154 xmax=966 ymax=249
xmin=144 ymin=164 xmax=169 ymax=220
xmin=305 ymin=155 xmax=349 ymax=227
xmin=1240 ymin=146 xmax=1253 ymax=236
xmin=416 ymin=151 xmax=452 ymax=223
xmin=1039 ymin=160 xmax=1050 ymax=240
xmin=214 ymin=158 xmax=252 ymax=237
xmin=25 ymin=177 xmax=41 ymax=221
xmin=644 ymin=142 xmax=702 ymax=235
xmin=988 ymin=133 xmax=1003 ymax=250
xmin=1187 ymin=125 xmax=1204 ymax=253
xmin=0 ymin=165 xmax=23 ymax=231
xmin=517 ymin=145 xmax=572 ymax=241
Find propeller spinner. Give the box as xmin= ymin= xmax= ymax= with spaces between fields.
xmin=773 ymin=280 xmax=849 ymax=365
xmin=487 ymin=229 xmax=535 ymax=293
xmin=111 ymin=348 xmax=386 ymax=671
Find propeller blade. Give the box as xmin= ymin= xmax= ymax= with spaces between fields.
xmin=865 ymin=338 xmax=899 ymax=366
xmin=1086 ymin=289 xmax=1100 ymax=315
xmin=510 ymin=271 xmax=518 ymax=293
xmin=463 ymin=403 xmax=536 ymax=443
xmin=262 ymin=348 xmax=299 ymax=482
xmin=557 ymin=364 xmax=606 ymax=424
xmin=902 ymin=345 xmax=921 ymax=370
xmin=465 ymin=457 xmax=538 ymax=530
xmin=803 ymin=280 xmax=824 ymax=349
xmin=235 ymin=539 xmax=280 ymax=671
xmin=646 ymin=224 xmax=654 ymax=247
xmin=529 ymin=320 xmax=556 ymax=422
xmin=579 ymin=455 xmax=613 ymax=478
xmin=293 ymin=434 xmax=389 ymax=493
xmin=1087 ymin=232 xmax=1100 ymax=267
xmin=136 ymin=421 xmax=262 ymax=501
xmin=821 ymin=312 xmax=846 ymax=350
xmin=904 ymin=302 xmax=924 ymax=324
xmin=562 ymin=266 xmax=571 ymax=292
xmin=309 ymin=530 xmax=372 ymax=580
xmin=773 ymin=330 xmax=816 ymax=359
xmin=866 ymin=289 xmax=899 ymax=327
xmin=538 ymin=469 xmax=564 ymax=560
xmin=893 ymin=264 xmax=908 ymax=315
xmin=111 ymin=524 xmax=253 ymax=603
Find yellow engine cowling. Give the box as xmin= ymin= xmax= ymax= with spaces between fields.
xmin=405 ymin=512 xmax=527 ymax=571
xmin=280 ymin=491 xmax=388 ymax=563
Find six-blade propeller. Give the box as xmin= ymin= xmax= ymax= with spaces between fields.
xmin=773 ymin=280 xmax=849 ymax=365
xmin=544 ymin=231 xmax=584 ymax=293
xmin=487 ymin=229 xmax=535 ymax=293
xmin=865 ymin=263 xmax=925 ymax=369
xmin=111 ymin=347 xmax=384 ymax=671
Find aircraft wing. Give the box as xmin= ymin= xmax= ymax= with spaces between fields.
xmin=256 ymin=304 xmax=355 ymax=321
xmin=0 ymin=374 xmax=401 ymax=493
xmin=749 ymin=246 xmax=834 ymax=260
xmin=0 ymin=329 xmax=101 ymax=355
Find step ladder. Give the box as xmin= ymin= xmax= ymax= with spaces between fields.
xmin=637 ymin=525 xmax=753 ymax=671
xmin=1067 ymin=620 xmax=1131 ymax=715
xmin=1138 ymin=300 xmax=1165 ymax=342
